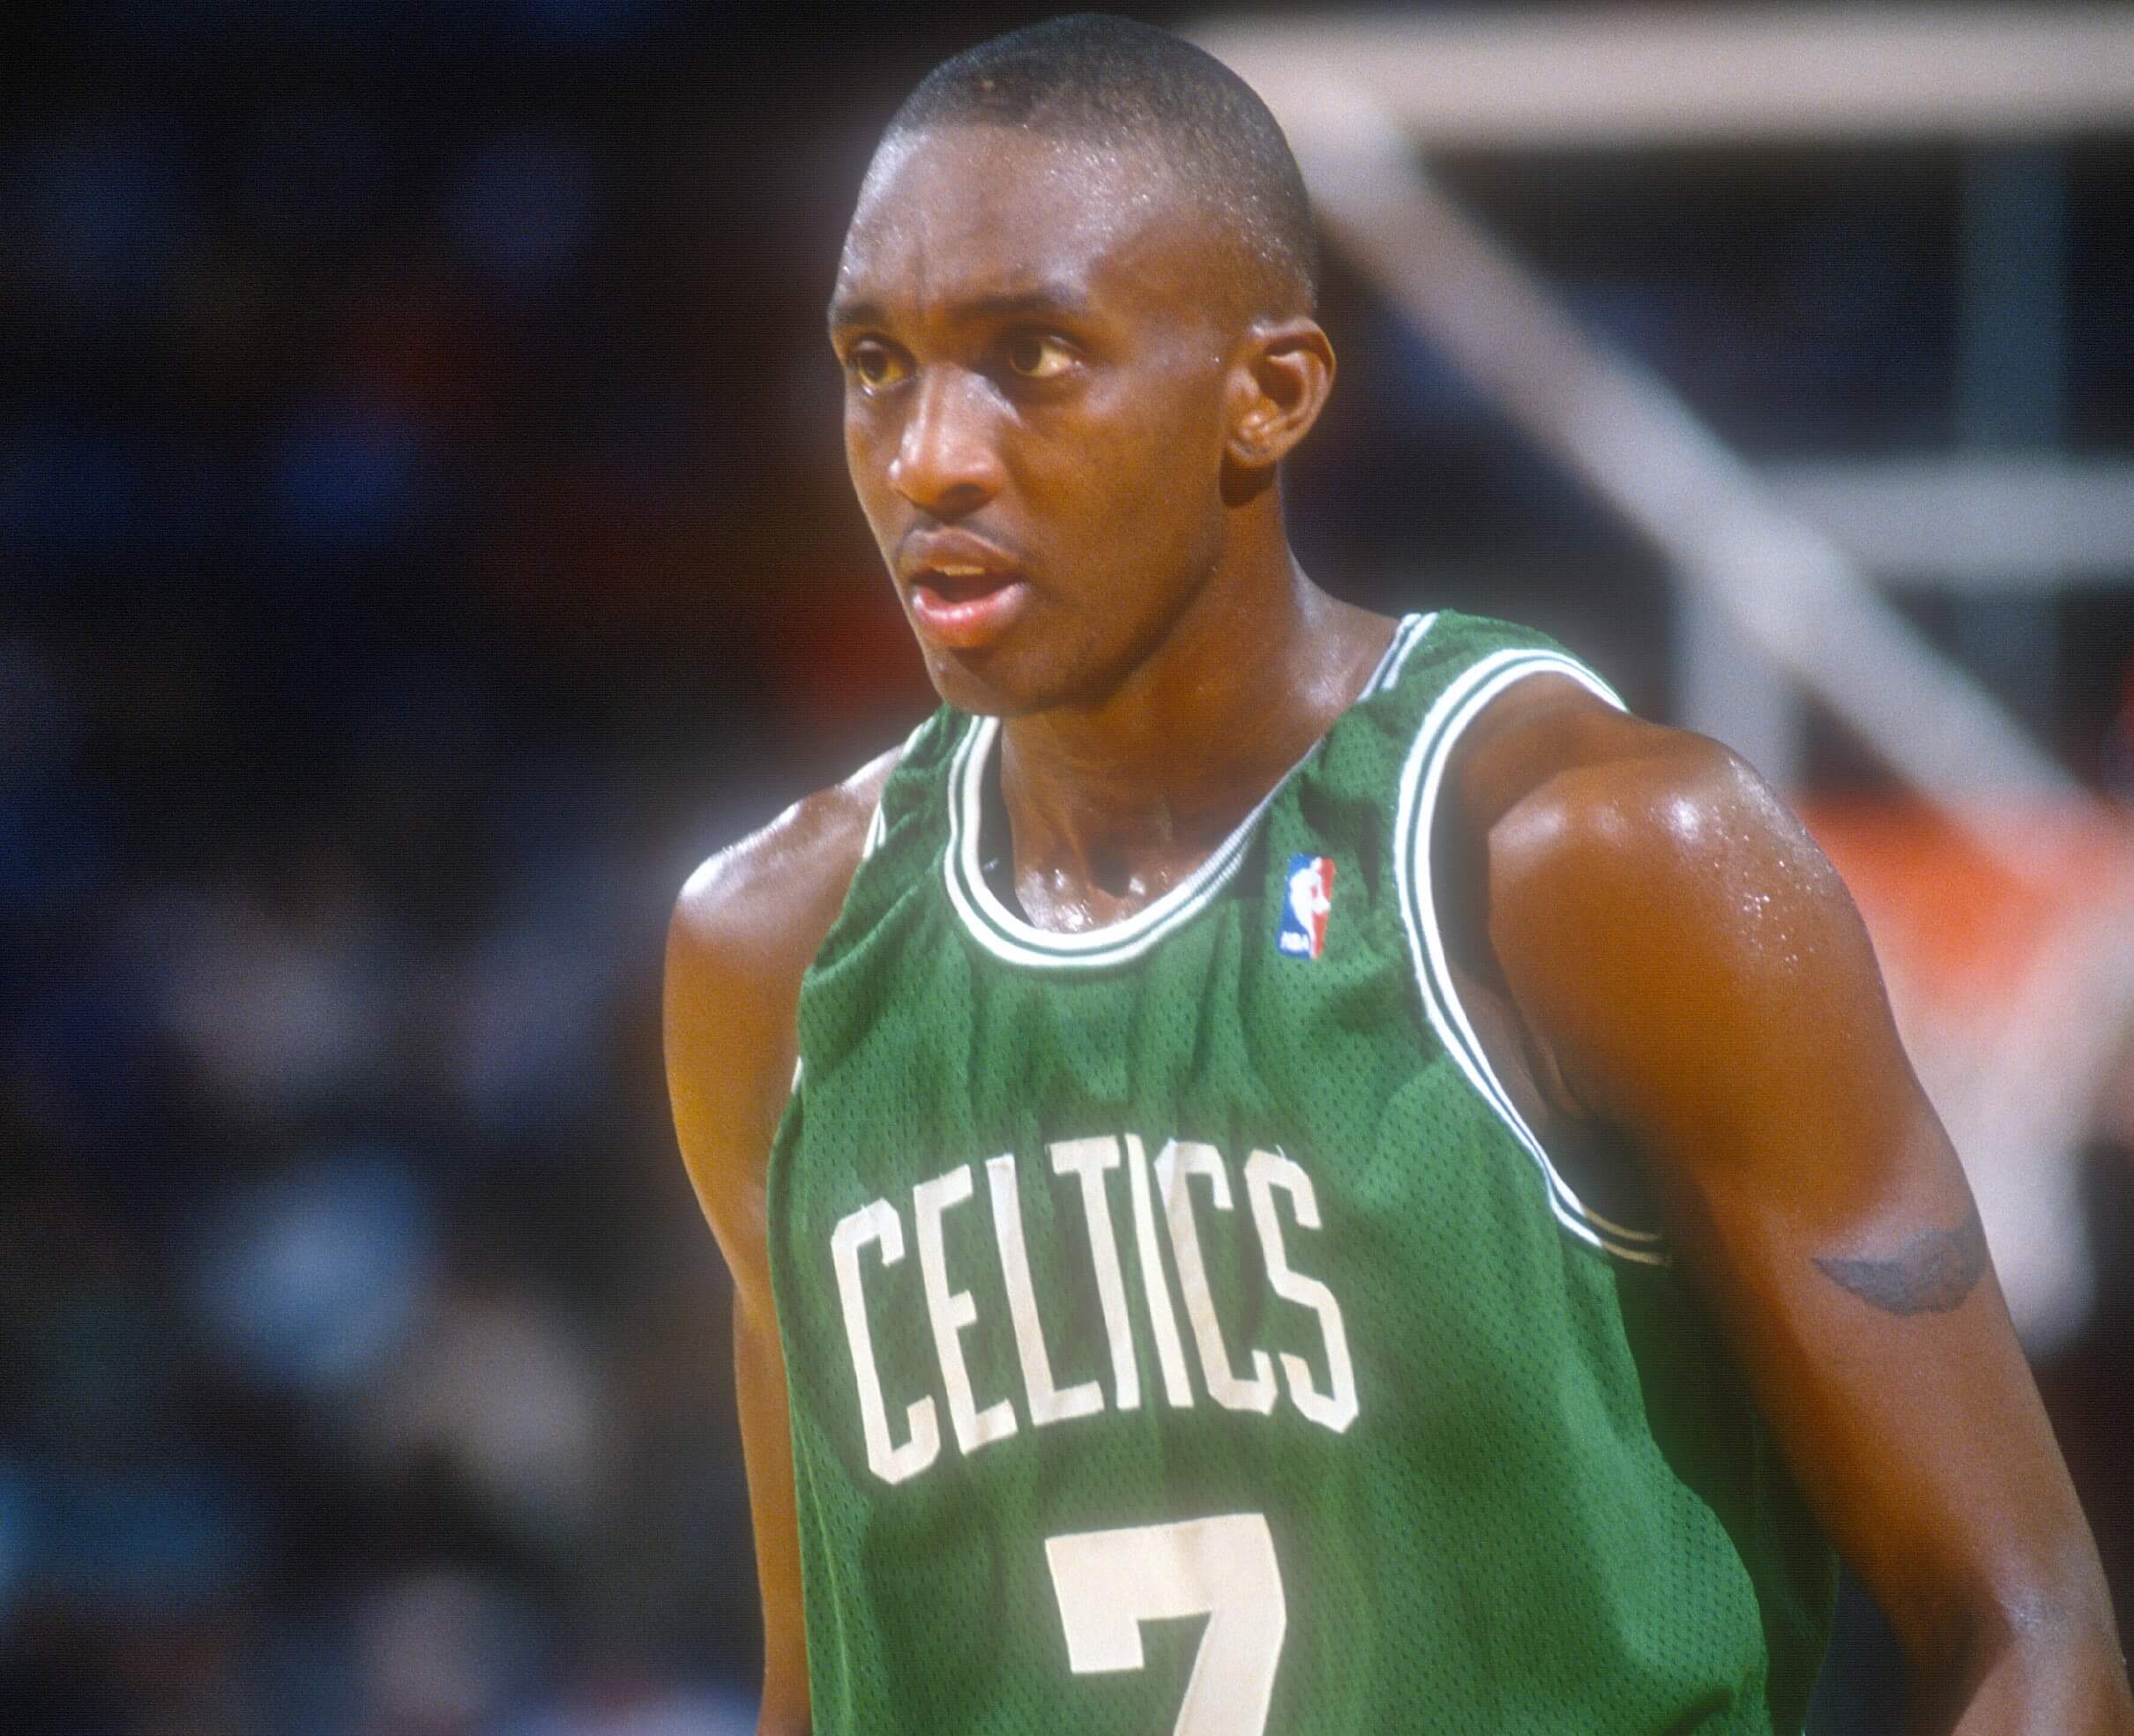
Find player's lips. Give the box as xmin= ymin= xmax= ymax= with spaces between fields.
xmin=898 ymin=532 xmax=1032 ymax=651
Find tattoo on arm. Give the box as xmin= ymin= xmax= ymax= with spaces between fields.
xmin=1814 ymin=1206 xmax=1989 ymax=1316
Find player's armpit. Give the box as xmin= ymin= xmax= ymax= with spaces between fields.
xmin=1482 ymin=732 xmax=2134 ymax=1736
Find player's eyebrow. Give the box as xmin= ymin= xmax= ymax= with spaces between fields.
xmin=953 ymin=283 xmax=1092 ymax=324
xmin=826 ymin=294 xmax=887 ymax=336
xmin=827 ymin=281 xmax=1092 ymax=336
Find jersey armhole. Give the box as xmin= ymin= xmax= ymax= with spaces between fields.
xmin=1392 ymin=647 xmax=1671 ymax=1266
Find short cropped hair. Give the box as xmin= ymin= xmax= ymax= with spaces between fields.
xmin=883 ymin=13 xmax=1318 ymax=317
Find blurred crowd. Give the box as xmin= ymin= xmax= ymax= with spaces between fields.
xmin=1 ymin=4 xmax=2130 ymax=1733
xmin=2 ymin=7 xmax=857 ymax=1732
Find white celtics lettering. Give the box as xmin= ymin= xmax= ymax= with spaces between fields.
xmin=829 ymin=1137 xmax=1358 ymax=1486
xmin=1048 ymin=1137 xmax=1141 ymax=1411
xmin=914 ymin=1166 xmax=1018 ymax=1456
xmin=829 ymin=1199 xmax=940 ymax=1486
xmin=988 ymin=1151 xmax=1105 ymax=1426
xmin=1126 ymin=1134 xmax=1197 ymax=1408
xmin=1155 ymin=1141 xmax=1277 ymax=1415
xmin=1245 ymin=1150 xmax=1359 ymax=1433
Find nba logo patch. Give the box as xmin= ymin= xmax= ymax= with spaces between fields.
xmin=1277 ymin=854 xmax=1335 ymax=959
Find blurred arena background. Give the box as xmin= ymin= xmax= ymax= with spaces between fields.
xmin=3 ymin=3 xmax=2130 ymax=1732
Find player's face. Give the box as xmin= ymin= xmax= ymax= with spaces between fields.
xmin=830 ymin=125 xmax=1244 ymax=716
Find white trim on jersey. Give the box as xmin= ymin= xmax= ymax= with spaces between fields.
xmin=1392 ymin=648 xmax=1671 ymax=1265
xmin=944 ymin=715 xmax=1294 ymax=969
xmin=942 ymin=613 xmax=1435 ymax=971
xmin=1363 ymin=609 xmax=1439 ymax=697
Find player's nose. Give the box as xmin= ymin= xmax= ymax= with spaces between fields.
xmin=888 ymin=366 xmax=1004 ymax=518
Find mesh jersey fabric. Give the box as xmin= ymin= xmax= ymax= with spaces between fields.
xmin=766 ymin=610 xmax=1837 ymax=1735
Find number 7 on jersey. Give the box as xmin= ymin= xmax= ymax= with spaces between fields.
xmin=1044 ymin=1513 xmax=1287 ymax=1736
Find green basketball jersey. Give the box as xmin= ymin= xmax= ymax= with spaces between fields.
xmin=767 ymin=610 xmax=1836 ymax=1734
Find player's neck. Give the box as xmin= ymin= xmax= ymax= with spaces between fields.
xmin=994 ymin=548 xmax=1391 ymax=926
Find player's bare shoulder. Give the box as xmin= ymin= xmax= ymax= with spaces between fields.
xmin=664 ymin=746 xmax=899 ymax=1274
xmin=668 ymin=744 xmax=898 ymax=1001
xmin=1467 ymin=681 xmax=1846 ymax=945
xmin=1458 ymin=676 xmax=1884 ymax=1130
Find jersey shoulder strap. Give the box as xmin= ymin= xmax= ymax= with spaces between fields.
xmin=1367 ymin=610 xmax=1667 ymax=1264
xmin=810 ymin=705 xmax=965 ymax=982
xmin=1367 ymin=608 xmax=1623 ymax=726
xmin=861 ymin=705 xmax=964 ymax=861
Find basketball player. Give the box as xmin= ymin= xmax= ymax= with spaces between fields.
xmin=665 ymin=17 xmax=2130 ymax=1733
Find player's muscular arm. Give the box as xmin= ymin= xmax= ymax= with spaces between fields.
xmin=665 ymin=751 xmax=896 ymax=1736
xmin=1466 ymin=686 xmax=2131 ymax=1736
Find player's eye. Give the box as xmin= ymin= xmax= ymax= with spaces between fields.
xmin=845 ymin=340 xmax=908 ymax=391
xmin=1002 ymin=331 xmax=1076 ymax=382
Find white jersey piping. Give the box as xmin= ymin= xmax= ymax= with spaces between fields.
xmin=1392 ymin=646 xmax=1670 ymax=1266
xmin=941 ymin=613 xmax=1434 ymax=972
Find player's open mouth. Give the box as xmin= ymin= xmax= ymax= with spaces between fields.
xmin=915 ymin=563 xmax=1003 ymax=602
xmin=907 ymin=566 xmax=1032 ymax=650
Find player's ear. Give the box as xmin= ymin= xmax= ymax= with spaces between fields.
xmin=1223 ymin=317 xmax=1335 ymax=481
